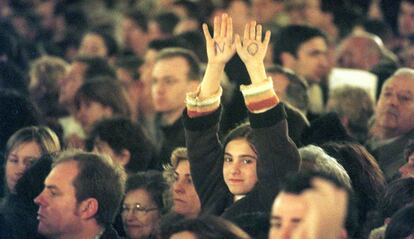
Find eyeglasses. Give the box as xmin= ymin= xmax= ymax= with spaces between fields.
xmin=121 ymin=203 xmax=158 ymax=215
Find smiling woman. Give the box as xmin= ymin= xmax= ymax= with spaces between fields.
xmin=182 ymin=14 xmax=300 ymax=237
xmin=122 ymin=171 xmax=169 ymax=239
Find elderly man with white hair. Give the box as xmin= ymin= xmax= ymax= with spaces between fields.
xmin=367 ymin=68 xmax=414 ymax=180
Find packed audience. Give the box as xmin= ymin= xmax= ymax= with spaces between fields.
xmin=0 ymin=0 xmax=414 ymax=239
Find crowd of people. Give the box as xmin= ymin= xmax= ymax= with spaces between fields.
xmin=0 ymin=0 xmax=414 ymax=238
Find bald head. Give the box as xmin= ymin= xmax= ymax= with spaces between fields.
xmin=336 ymin=33 xmax=383 ymax=70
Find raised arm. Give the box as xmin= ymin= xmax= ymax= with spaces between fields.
xmin=199 ymin=14 xmax=236 ymax=98
xmin=183 ymin=14 xmax=237 ymax=215
xmin=235 ymin=21 xmax=271 ymax=85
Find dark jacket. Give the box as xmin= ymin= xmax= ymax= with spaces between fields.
xmin=183 ymin=103 xmax=300 ymax=234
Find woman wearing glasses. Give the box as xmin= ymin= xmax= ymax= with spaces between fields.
xmin=122 ymin=171 xmax=169 ymax=239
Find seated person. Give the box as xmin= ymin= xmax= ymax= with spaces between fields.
xmin=121 ymin=171 xmax=169 ymax=239
xmin=3 ymin=126 xmax=60 ymax=195
xmin=74 ymin=77 xmax=131 ymax=133
xmin=86 ymin=117 xmax=158 ymax=174
xmin=269 ymin=172 xmax=351 ymax=239
xmin=183 ymin=14 xmax=300 ymax=235
xmin=164 ymin=147 xmax=201 ymax=218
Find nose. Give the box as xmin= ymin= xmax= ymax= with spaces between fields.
xmin=279 ymin=227 xmax=291 ymax=239
xmin=230 ymin=162 xmax=241 ymax=175
xmin=34 ymin=191 xmax=46 ymax=206
xmin=124 ymin=210 xmax=137 ymax=221
xmin=153 ymin=81 xmax=166 ymax=95
xmin=173 ymin=180 xmax=185 ymax=194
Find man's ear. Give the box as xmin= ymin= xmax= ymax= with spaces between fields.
xmin=117 ymin=149 xmax=131 ymax=168
xmin=280 ymin=52 xmax=296 ymax=69
xmin=79 ymin=198 xmax=99 ymax=219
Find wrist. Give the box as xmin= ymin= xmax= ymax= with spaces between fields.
xmin=206 ymin=62 xmax=226 ymax=71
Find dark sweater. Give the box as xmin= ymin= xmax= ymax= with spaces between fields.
xmin=183 ymin=103 xmax=300 ymax=235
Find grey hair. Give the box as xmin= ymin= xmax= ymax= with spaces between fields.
xmin=299 ymin=145 xmax=352 ymax=190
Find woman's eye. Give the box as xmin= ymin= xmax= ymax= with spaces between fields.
xmin=224 ymin=156 xmax=232 ymax=163
xmin=243 ymin=159 xmax=253 ymax=164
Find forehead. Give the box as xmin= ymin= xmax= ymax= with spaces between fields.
xmin=152 ymin=56 xmax=190 ymax=77
xmin=124 ymin=188 xmax=153 ymax=205
xmin=383 ymin=74 xmax=414 ymax=92
xmin=272 ymin=192 xmax=307 ymax=216
xmin=401 ymin=1 xmax=414 ymax=12
xmin=298 ymin=37 xmax=327 ymax=54
xmin=9 ymin=140 xmax=40 ymax=154
xmin=83 ymin=33 xmax=104 ymax=44
xmin=225 ymin=138 xmax=255 ymax=155
xmin=46 ymin=161 xmax=78 ymax=189
xmin=176 ymin=160 xmax=190 ymax=173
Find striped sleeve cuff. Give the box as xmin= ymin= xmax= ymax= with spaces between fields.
xmin=186 ymin=86 xmax=222 ymax=118
xmin=240 ymin=77 xmax=279 ymax=113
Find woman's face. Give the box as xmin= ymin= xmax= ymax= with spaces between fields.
xmin=223 ymin=138 xmax=258 ymax=196
xmin=6 ymin=141 xmax=42 ymax=192
xmin=172 ymin=160 xmax=201 ymax=218
xmin=76 ymin=100 xmax=113 ymax=132
xmin=122 ymin=188 xmax=160 ymax=239
xmin=79 ymin=33 xmax=108 ymax=57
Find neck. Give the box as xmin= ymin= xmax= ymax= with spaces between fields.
xmin=234 ymin=195 xmax=245 ymax=202
xmin=160 ymin=108 xmax=183 ymax=126
xmin=55 ymin=223 xmax=103 ymax=239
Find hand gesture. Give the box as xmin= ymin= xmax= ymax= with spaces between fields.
xmin=235 ymin=21 xmax=271 ymax=66
xmin=203 ymin=14 xmax=236 ymax=66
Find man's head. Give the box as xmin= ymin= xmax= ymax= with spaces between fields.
xmin=335 ymin=33 xmax=383 ymax=71
xmin=58 ymin=56 xmax=116 ymax=108
xmin=151 ymin=47 xmax=200 ymax=123
xmin=327 ymin=86 xmax=374 ymax=142
xmin=34 ymin=150 xmax=126 ymax=238
xmin=398 ymin=0 xmax=414 ymax=37
xmin=374 ymin=68 xmax=414 ymax=139
xmin=267 ymin=65 xmax=309 ymax=114
xmin=269 ymin=172 xmax=350 ymax=239
xmin=122 ymin=10 xmax=149 ymax=57
xmin=400 ymin=140 xmax=414 ymax=178
xmin=272 ymin=25 xmax=329 ymax=83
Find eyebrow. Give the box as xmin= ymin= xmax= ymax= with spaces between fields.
xmin=224 ymin=153 xmax=257 ymax=160
xmin=174 ymin=170 xmax=191 ymax=177
xmin=45 ymin=185 xmax=60 ymax=192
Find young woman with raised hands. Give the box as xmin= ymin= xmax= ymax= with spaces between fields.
xmin=182 ymin=14 xmax=300 ymax=236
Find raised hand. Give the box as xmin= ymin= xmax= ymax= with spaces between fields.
xmin=199 ymin=14 xmax=236 ymax=98
xmin=203 ymin=14 xmax=236 ymax=66
xmin=235 ymin=21 xmax=270 ymax=65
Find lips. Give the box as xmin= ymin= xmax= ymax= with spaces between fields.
xmin=228 ymin=179 xmax=244 ymax=184
xmin=173 ymin=198 xmax=186 ymax=204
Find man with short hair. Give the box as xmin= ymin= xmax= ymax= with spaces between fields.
xmin=272 ymin=25 xmax=330 ymax=115
xmin=34 ymin=150 xmax=126 ymax=239
xmin=269 ymin=172 xmax=350 ymax=239
xmin=151 ymin=47 xmax=200 ymax=165
xmin=367 ymin=68 xmax=414 ymax=180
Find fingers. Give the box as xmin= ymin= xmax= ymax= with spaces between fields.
xmin=220 ymin=14 xmax=227 ymax=38
xmin=213 ymin=16 xmax=219 ymax=38
xmin=256 ymin=24 xmax=262 ymax=41
xmin=227 ymin=16 xmax=233 ymax=40
xmin=202 ymin=23 xmax=212 ymax=42
xmin=263 ymin=30 xmax=271 ymax=47
xmin=250 ymin=21 xmax=256 ymax=40
xmin=235 ymin=34 xmax=242 ymax=52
